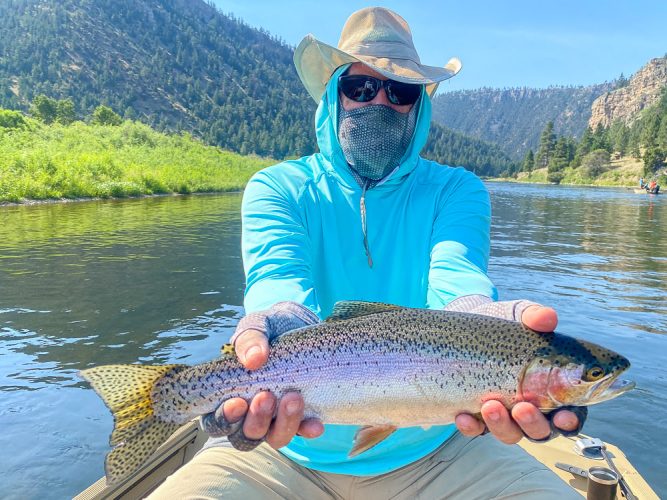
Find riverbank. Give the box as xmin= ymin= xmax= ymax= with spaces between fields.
xmin=522 ymin=156 xmax=643 ymax=186
xmin=2 ymin=113 xmax=662 ymax=204
xmin=0 ymin=117 xmax=273 ymax=203
xmin=494 ymin=156 xmax=666 ymax=188
xmin=0 ymin=190 xmax=244 ymax=207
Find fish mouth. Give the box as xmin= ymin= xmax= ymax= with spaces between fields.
xmin=586 ymin=375 xmax=636 ymax=405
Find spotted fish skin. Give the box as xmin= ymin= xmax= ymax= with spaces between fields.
xmin=81 ymin=302 xmax=633 ymax=484
xmin=151 ymin=305 xmax=630 ymax=425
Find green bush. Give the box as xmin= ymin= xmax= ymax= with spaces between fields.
xmin=581 ymin=149 xmax=610 ymax=179
xmin=0 ymin=108 xmax=274 ymax=202
xmin=546 ymin=171 xmax=564 ymax=184
xmin=0 ymin=109 xmax=29 ymax=130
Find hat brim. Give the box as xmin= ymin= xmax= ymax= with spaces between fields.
xmin=294 ymin=34 xmax=462 ymax=102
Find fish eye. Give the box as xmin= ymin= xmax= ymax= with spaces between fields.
xmin=584 ymin=366 xmax=605 ymax=381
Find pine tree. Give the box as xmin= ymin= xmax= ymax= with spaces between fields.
xmin=573 ymin=127 xmax=594 ymax=167
xmin=535 ymin=121 xmax=556 ymax=168
xmin=615 ymin=73 xmax=629 ymax=89
xmin=29 ymin=95 xmax=58 ymax=124
xmin=550 ymin=137 xmax=572 ymax=171
xmin=591 ymin=123 xmax=611 ymax=152
xmin=643 ymin=147 xmax=664 ymax=176
xmin=92 ymin=105 xmax=122 ymax=126
xmin=522 ymin=149 xmax=534 ymax=173
xmin=56 ymin=98 xmax=76 ymax=124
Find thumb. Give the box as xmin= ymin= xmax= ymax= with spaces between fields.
xmin=521 ymin=305 xmax=558 ymax=333
xmin=235 ymin=329 xmax=270 ymax=370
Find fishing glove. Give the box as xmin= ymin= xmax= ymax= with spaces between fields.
xmin=444 ymin=294 xmax=588 ymax=442
xmin=201 ymin=301 xmax=320 ymax=451
xmin=230 ymin=301 xmax=320 ymax=345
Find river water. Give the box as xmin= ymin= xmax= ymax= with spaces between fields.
xmin=0 ymin=184 xmax=665 ymax=498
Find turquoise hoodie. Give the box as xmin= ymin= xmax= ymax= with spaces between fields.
xmin=240 ymin=66 xmax=497 ymax=475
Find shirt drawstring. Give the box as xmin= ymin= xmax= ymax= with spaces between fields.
xmin=360 ymin=180 xmax=373 ymax=268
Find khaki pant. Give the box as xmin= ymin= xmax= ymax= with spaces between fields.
xmin=149 ymin=433 xmax=579 ymax=500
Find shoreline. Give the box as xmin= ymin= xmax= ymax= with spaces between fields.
xmin=0 ymin=190 xmax=244 ymax=207
xmin=2 ymin=181 xmax=645 ymax=207
xmin=483 ymin=178 xmax=638 ymax=189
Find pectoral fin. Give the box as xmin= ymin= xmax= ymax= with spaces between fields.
xmin=349 ymin=425 xmax=397 ymax=457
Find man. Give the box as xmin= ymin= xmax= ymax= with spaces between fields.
xmin=151 ymin=7 xmax=583 ymax=498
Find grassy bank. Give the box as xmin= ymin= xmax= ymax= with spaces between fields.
xmin=0 ymin=114 xmax=274 ymax=203
xmin=507 ymin=156 xmax=666 ymax=187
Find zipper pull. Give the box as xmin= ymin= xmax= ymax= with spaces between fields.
xmin=360 ymin=182 xmax=373 ymax=268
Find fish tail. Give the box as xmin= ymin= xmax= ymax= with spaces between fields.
xmin=80 ymin=364 xmax=186 ymax=485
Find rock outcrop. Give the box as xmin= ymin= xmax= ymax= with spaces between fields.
xmin=589 ymin=57 xmax=667 ymax=129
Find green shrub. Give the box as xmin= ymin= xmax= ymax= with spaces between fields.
xmin=0 ymin=108 xmax=274 ymax=202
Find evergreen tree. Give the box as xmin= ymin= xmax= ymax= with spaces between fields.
xmin=591 ymin=123 xmax=611 ymax=152
xmin=535 ymin=121 xmax=556 ymax=168
xmin=56 ymin=98 xmax=76 ymax=124
xmin=643 ymin=147 xmax=664 ymax=176
xmin=521 ymin=149 xmax=534 ymax=173
xmin=657 ymin=117 xmax=667 ymax=151
xmin=607 ymin=121 xmax=630 ymax=155
xmin=29 ymin=95 xmax=58 ymax=124
xmin=92 ymin=105 xmax=122 ymax=126
xmin=551 ymin=137 xmax=573 ymax=171
xmin=573 ymin=127 xmax=594 ymax=167
xmin=123 ymin=106 xmax=136 ymax=120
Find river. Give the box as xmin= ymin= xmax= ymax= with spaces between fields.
xmin=0 ymin=184 xmax=665 ymax=498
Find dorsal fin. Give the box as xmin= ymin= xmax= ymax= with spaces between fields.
xmin=325 ymin=301 xmax=402 ymax=322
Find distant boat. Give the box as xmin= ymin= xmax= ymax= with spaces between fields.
xmin=634 ymin=188 xmax=660 ymax=195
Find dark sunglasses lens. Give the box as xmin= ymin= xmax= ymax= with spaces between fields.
xmin=339 ymin=76 xmax=380 ymax=102
xmin=339 ymin=75 xmax=422 ymax=105
xmin=385 ymin=81 xmax=422 ymax=105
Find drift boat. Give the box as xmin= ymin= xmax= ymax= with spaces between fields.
xmin=75 ymin=419 xmax=658 ymax=500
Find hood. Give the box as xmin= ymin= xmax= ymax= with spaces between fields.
xmin=314 ymin=65 xmax=433 ymax=190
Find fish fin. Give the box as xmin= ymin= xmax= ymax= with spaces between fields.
xmin=326 ymin=301 xmax=402 ymax=322
xmin=349 ymin=425 xmax=398 ymax=457
xmin=105 ymin=416 xmax=180 ymax=485
xmin=80 ymin=364 xmax=186 ymax=484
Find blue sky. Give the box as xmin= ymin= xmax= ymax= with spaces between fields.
xmin=212 ymin=1 xmax=666 ymax=93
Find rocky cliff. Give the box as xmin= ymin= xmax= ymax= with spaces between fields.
xmin=589 ymin=57 xmax=667 ymax=129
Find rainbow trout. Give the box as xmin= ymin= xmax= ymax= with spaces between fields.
xmin=81 ymin=302 xmax=634 ymax=484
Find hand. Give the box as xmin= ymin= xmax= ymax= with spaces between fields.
xmin=454 ymin=305 xmax=582 ymax=444
xmin=217 ymin=328 xmax=324 ymax=449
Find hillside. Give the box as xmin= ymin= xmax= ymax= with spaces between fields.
xmin=0 ymin=0 xmax=516 ymax=176
xmin=431 ymin=84 xmax=613 ymax=160
xmin=423 ymin=122 xmax=516 ymax=176
xmin=589 ymin=57 xmax=667 ymax=129
xmin=0 ymin=0 xmax=317 ymax=158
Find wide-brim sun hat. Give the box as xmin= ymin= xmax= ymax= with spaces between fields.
xmin=293 ymin=7 xmax=462 ymax=102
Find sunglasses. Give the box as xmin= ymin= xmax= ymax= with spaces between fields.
xmin=338 ymin=75 xmax=423 ymax=106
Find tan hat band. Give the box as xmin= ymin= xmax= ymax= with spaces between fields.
xmin=343 ymin=41 xmax=421 ymax=63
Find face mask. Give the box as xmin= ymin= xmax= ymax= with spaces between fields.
xmin=338 ymin=102 xmax=417 ymax=181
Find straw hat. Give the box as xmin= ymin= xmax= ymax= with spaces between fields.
xmin=293 ymin=7 xmax=462 ymax=102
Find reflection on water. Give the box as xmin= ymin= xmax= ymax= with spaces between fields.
xmin=0 ymin=194 xmax=246 ymax=499
xmin=487 ymin=183 xmax=667 ymax=498
xmin=0 ymin=186 xmax=665 ymax=498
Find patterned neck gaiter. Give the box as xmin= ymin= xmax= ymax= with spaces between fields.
xmin=338 ymin=102 xmax=418 ymax=183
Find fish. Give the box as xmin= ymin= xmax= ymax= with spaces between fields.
xmin=80 ymin=301 xmax=635 ymax=485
